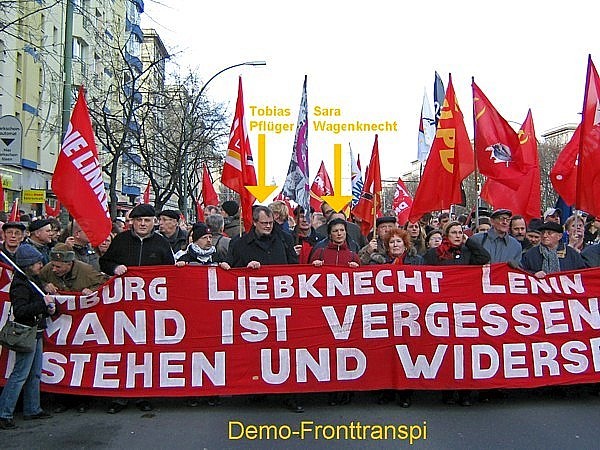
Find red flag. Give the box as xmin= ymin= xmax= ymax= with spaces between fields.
xmin=44 ymin=200 xmax=61 ymax=217
xmin=481 ymin=110 xmax=541 ymax=222
xmin=392 ymin=177 xmax=413 ymax=225
xmin=551 ymin=124 xmax=581 ymax=206
xmin=195 ymin=200 xmax=205 ymax=222
xmin=473 ymin=81 xmax=526 ymax=189
xmin=309 ymin=161 xmax=334 ymax=211
xmin=8 ymin=198 xmax=19 ymax=222
xmin=409 ymin=75 xmax=474 ymax=222
xmin=353 ymin=134 xmax=382 ymax=236
xmin=52 ymin=86 xmax=111 ymax=247
xmin=576 ymin=55 xmax=600 ymax=216
xmin=201 ymin=164 xmax=219 ymax=208
xmin=142 ymin=180 xmax=151 ymax=204
xmin=220 ymin=77 xmax=257 ymax=232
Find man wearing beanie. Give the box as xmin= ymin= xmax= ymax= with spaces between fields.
xmin=99 ymin=203 xmax=174 ymax=414
xmin=157 ymin=209 xmax=188 ymax=254
xmin=26 ymin=219 xmax=53 ymax=264
xmin=221 ymin=200 xmax=241 ymax=238
xmin=176 ymin=223 xmax=227 ymax=267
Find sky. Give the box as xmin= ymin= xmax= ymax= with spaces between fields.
xmin=141 ymin=0 xmax=599 ymax=192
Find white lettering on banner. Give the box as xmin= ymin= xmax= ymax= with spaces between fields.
xmin=45 ymin=310 xmax=184 ymax=345
xmin=260 ymin=348 xmax=366 ymax=384
xmin=206 ymin=267 xmax=444 ymax=301
xmin=396 ymin=344 xmax=447 ymax=379
xmin=41 ymin=351 xmax=226 ymax=388
xmin=221 ymin=307 xmax=291 ymax=344
xmin=53 ymin=277 xmax=167 ymax=311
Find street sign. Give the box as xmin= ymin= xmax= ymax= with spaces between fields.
xmin=0 ymin=115 xmax=22 ymax=164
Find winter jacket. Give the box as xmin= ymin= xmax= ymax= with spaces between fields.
xmin=161 ymin=227 xmax=189 ymax=254
xmin=226 ymin=227 xmax=298 ymax=268
xmin=520 ymin=242 xmax=586 ymax=273
xmin=423 ymin=238 xmax=491 ymax=266
xmin=308 ymin=240 xmax=360 ymax=267
xmin=40 ymin=260 xmax=108 ymax=293
xmin=10 ymin=271 xmax=53 ymax=330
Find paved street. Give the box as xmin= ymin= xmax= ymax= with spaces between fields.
xmin=2 ymin=387 xmax=599 ymax=449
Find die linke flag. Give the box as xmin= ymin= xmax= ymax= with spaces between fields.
xmin=221 ymin=77 xmax=257 ymax=232
xmin=52 ymin=86 xmax=111 ymax=247
xmin=309 ymin=161 xmax=333 ymax=211
xmin=409 ymin=75 xmax=474 ymax=223
xmin=481 ymin=110 xmax=541 ymax=222
xmin=472 ymin=80 xmax=527 ymax=190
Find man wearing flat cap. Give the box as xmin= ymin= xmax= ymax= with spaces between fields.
xmin=1 ymin=222 xmax=26 ymax=262
xmin=157 ymin=209 xmax=188 ymax=254
xmin=358 ymin=216 xmax=397 ymax=265
xmin=100 ymin=203 xmax=174 ymax=277
xmin=470 ymin=208 xmax=522 ymax=265
xmin=26 ymin=218 xmax=53 ymax=264
xmin=40 ymin=243 xmax=108 ymax=295
xmin=520 ymin=222 xmax=586 ymax=277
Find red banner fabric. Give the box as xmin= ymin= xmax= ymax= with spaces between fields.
xmin=2 ymin=263 xmax=600 ymax=397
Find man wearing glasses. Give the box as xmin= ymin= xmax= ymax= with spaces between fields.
xmin=224 ymin=205 xmax=298 ymax=270
xmin=470 ymin=208 xmax=522 ymax=265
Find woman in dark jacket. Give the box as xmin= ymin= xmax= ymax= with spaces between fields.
xmin=423 ymin=222 xmax=490 ymax=406
xmin=424 ymin=221 xmax=491 ymax=266
xmin=0 ymin=244 xmax=57 ymax=429
xmin=309 ymin=218 xmax=360 ymax=268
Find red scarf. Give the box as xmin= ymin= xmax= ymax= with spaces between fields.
xmin=436 ymin=237 xmax=462 ymax=260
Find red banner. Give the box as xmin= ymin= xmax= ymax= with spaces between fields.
xmin=2 ymin=263 xmax=600 ymax=397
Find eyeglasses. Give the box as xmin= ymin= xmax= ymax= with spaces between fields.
xmin=257 ymin=221 xmax=274 ymax=226
xmin=495 ymin=217 xmax=511 ymax=222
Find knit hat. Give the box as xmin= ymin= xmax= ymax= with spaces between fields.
xmin=28 ymin=218 xmax=52 ymax=233
xmin=191 ymin=223 xmax=211 ymax=242
xmin=15 ymin=243 xmax=44 ymax=267
xmin=50 ymin=243 xmax=76 ymax=262
xmin=129 ymin=203 xmax=156 ymax=218
xmin=158 ymin=209 xmax=180 ymax=220
xmin=221 ymin=201 xmax=239 ymax=217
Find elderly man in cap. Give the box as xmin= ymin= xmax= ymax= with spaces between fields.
xmin=100 ymin=203 xmax=174 ymax=277
xmin=157 ymin=209 xmax=188 ymax=254
xmin=63 ymin=220 xmax=101 ymax=271
xmin=470 ymin=208 xmax=522 ymax=265
xmin=1 ymin=222 xmax=26 ymax=262
xmin=99 ymin=204 xmax=174 ymax=414
xmin=41 ymin=243 xmax=108 ymax=295
xmin=25 ymin=219 xmax=53 ymax=264
xmin=521 ymin=221 xmax=586 ymax=277
xmin=358 ymin=216 xmax=397 ymax=265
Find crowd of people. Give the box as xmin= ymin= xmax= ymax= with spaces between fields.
xmin=1 ymin=200 xmax=600 ymax=429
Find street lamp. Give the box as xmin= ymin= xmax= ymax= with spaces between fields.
xmin=182 ymin=60 xmax=266 ymax=221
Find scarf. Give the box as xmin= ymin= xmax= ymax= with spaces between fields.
xmin=540 ymin=245 xmax=560 ymax=274
xmin=436 ymin=237 xmax=462 ymax=261
xmin=187 ymin=243 xmax=216 ymax=264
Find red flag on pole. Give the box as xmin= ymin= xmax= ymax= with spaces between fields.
xmin=44 ymin=200 xmax=61 ymax=218
xmin=52 ymin=86 xmax=111 ymax=247
xmin=221 ymin=77 xmax=257 ymax=232
xmin=353 ymin=134 xmax=382 ymax=236
xmin=201 ymin=164 xmax=219 ymax=208
xmin=576 ymin=55 xmax=600 ymax=216
xmin=409 ymin=75 xmax=474 ymax=223
xmin=309 ymin=161 xmax=333 ymax=211
xmin=142 ymin=180 xmax=151 ymax=204
xmin=473 ymin=80 xmax=526 ymax=190
xmin=392 ymin=177 xmax=413 ymax=226
xmin=481 ymin=110 xmax=541 ymax=222
xmin=8 ymin=198 xmax=19 ymax=222
xmin=551 ymin=124 xmax=581 ymax=206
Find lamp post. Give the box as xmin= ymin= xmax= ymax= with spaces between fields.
xmin=182 ymin=60 xmax=266 ymax=221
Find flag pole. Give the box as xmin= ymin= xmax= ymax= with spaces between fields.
xmin=0 ymin=252 xmax=47 ymax=297
xmin=471 ymin=76 xmax=480 ymax=229
xmin=575 ymin=54 xmax=592 ymax=211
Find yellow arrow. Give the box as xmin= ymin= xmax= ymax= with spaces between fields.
xmin=321 ymin=143 xmax=352 ymax=212
xmin=245 ymin=133 xmax=278 ymax=202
